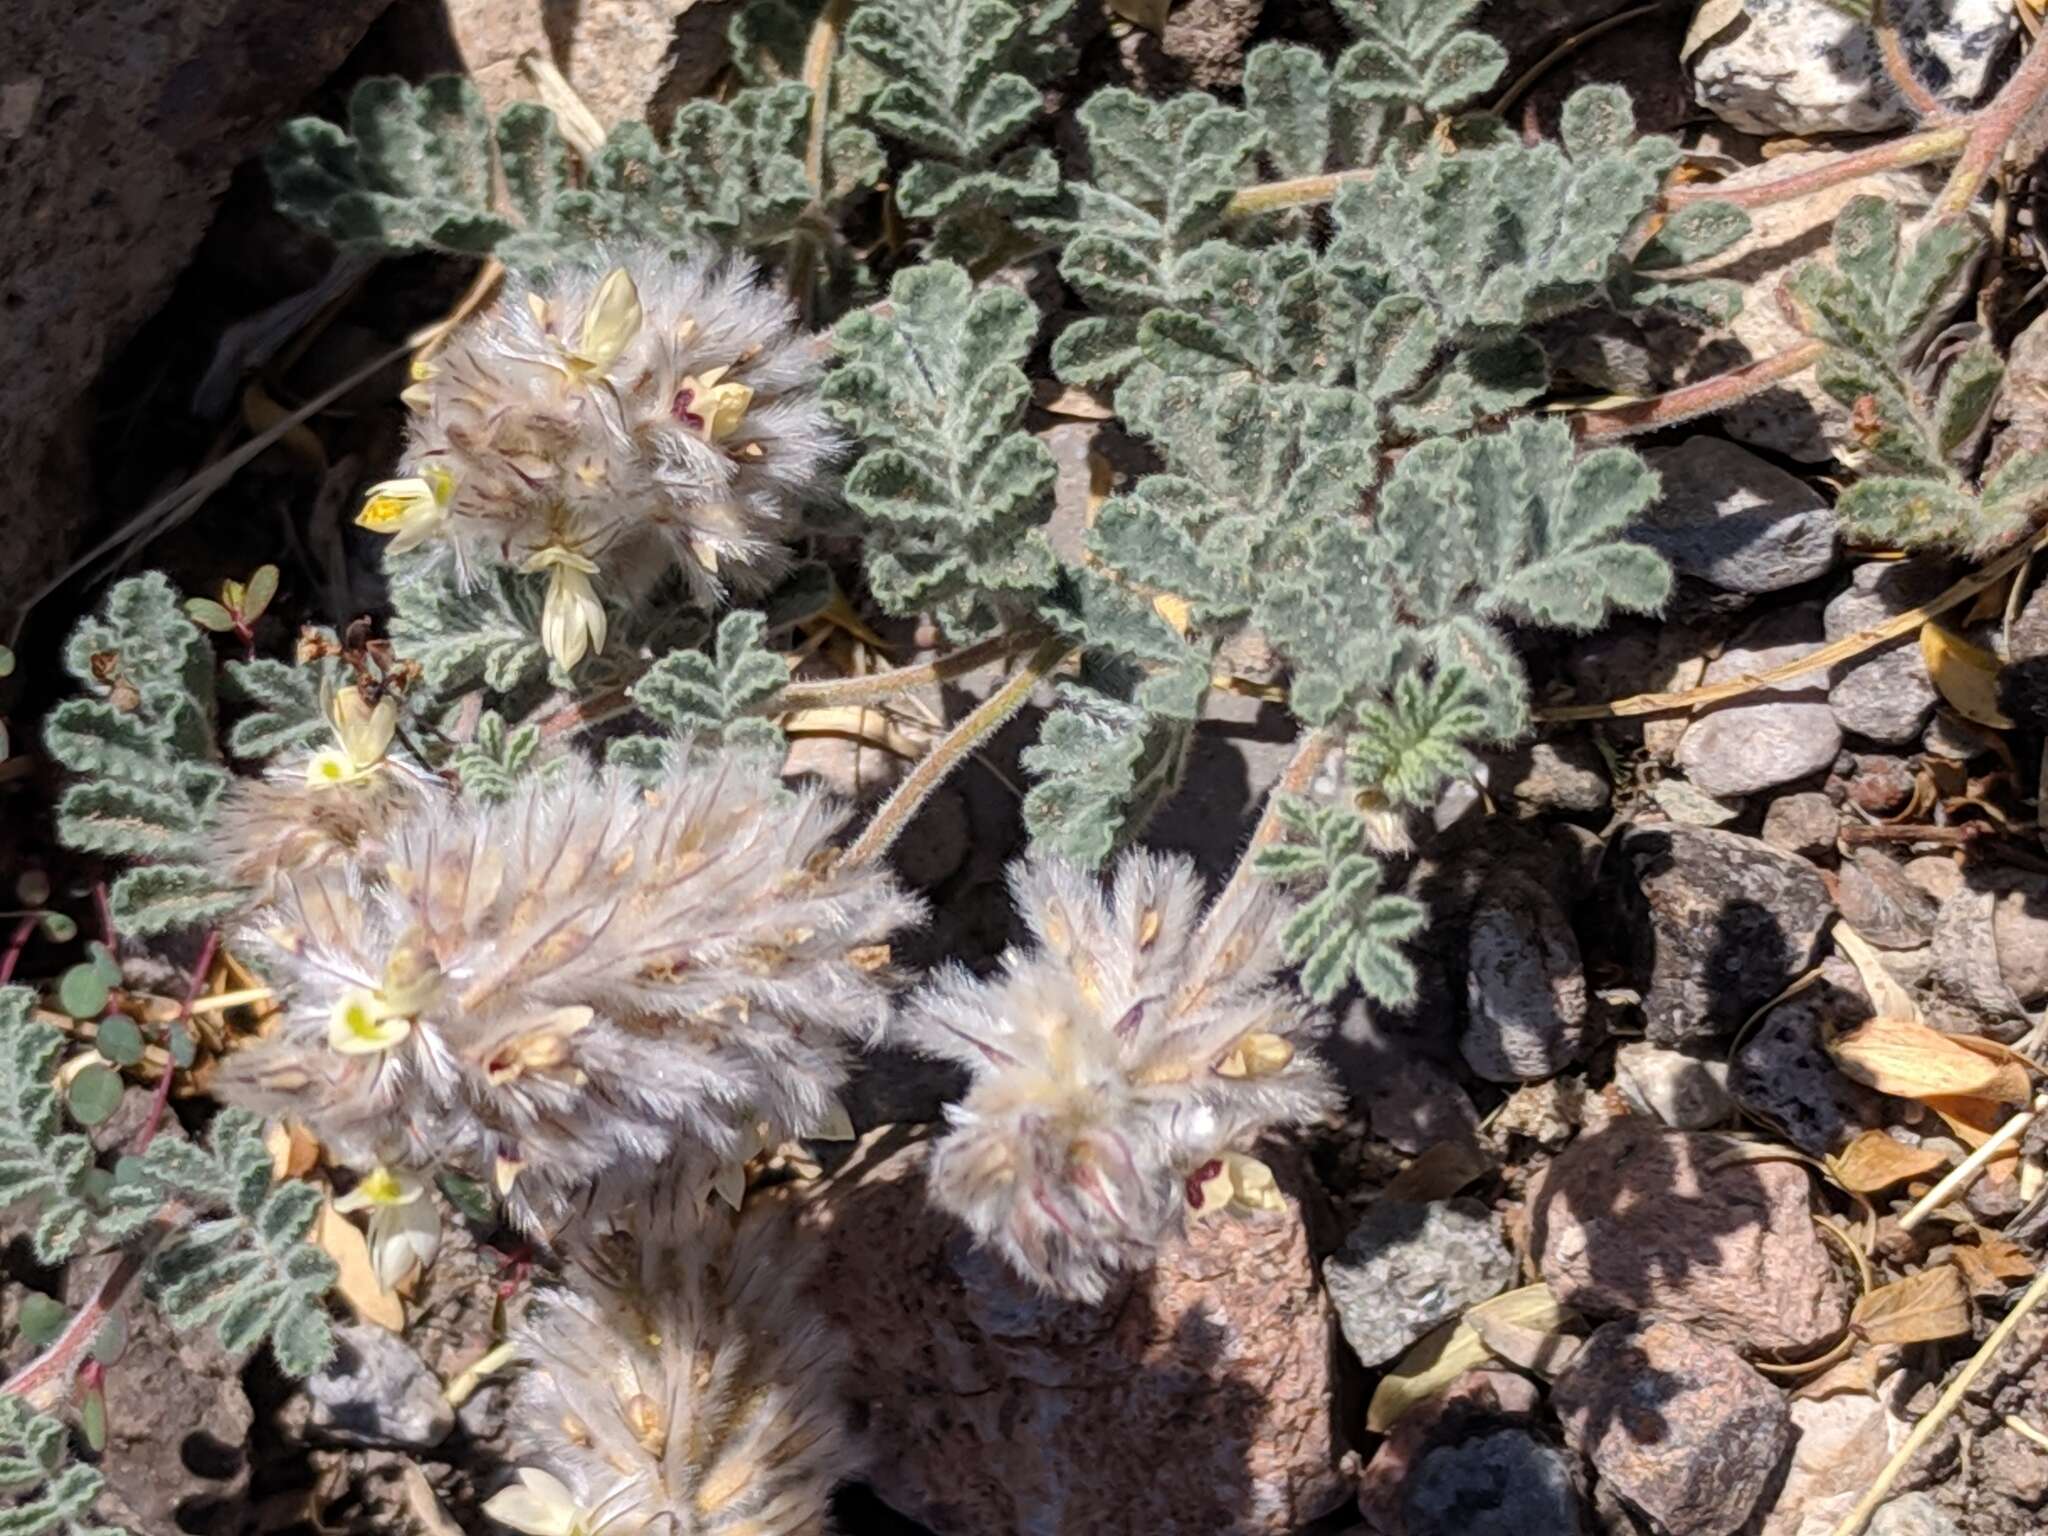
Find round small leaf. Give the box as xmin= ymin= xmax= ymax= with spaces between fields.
xmin=87 ymin=940 xmax=123 ymax=987
xmin=95 ymin=1016 xmax=145 ymax=1067
xmin=184 ymin=598 xmax=237 ymax=633
xmin=111 ymin=1154 xmax=153 ymax=1189
xmin=81 ymin=1388 xmax=107 ymax=1452
xmin=39 ymin=911 xmax=77 ymax=942
xmin=91 ymin=1314 xmax=128 ymax=1366
xmin=57 ymin=965 xmax=110 ymax=1020
xmin=19 ymin=1292 xmax=69 ymax=1347
xmin=242 ymin=564 xmax=280 ymax=623
xmin=168 ymin=1023 xmax=198 ymax=1068
xmin=67 ymin=1064 xmax=124 ymax=1126
xmin=0 ymin=644 xmax=13 ymax=678
xmin=15 ymin=870 xmax=50 ymax=905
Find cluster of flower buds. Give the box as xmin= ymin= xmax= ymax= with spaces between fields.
xmin=897 ymin=852 xmax=1339 ymax=1302
xmin=486 ymin=1188 xmax=851 ymax=1536
xmin=353 ymin=248 xmax=839 ymax=672
xmin=217 ymin=754 xmax=918 ymax=1231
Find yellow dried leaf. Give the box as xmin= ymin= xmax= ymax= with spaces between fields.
xmin=313 ymin=1199 xmax=405 ymax=1331
xmin=1827 ymin=1016 xmax=2005 ymax=1100
xmin=241 ymin=383 xmax=328 ymax=471
xmin=1922 ymin=1094 xmax=2023 ymax=1183
xmin=1366 ymin=1284 xmax=1571 ymax=1434
xmin=1851 ymin=1265 xmax=1971 ymax=1345
xmin=1108 ymin=0 xmax=1171 ymax=30
xmin=1830 ymin=1130 xmax=1950 ymax=1194
xmin=1948 ymin=1035 xmax=2035 ymax=1106
xmin=1031 ymin=381 xmax=1116 ymax=419
xmin=1834 ymin=922 xmax=1919 ymax=1022
xmin=1920 ymin=622 xmax=2013 ymax=730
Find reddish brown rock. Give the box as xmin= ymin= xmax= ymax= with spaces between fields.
xmin=1527 ymin=1119 xmax=1850 ymax=1355
xmin=801 ymin=1135 xmax=1347 ymax=1536
xmin=1553 ymin=1319 xmax=1791 ymax=1536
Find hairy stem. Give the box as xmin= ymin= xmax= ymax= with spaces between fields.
xmin=131 ymin=932 xmax=219 ymax=1156
xmin=1225 ymin=168 xmax=1375 ymax=219
xmin=788 ymin=0 xmax=853 ymax=317
xmin=1666 ymin=121 xmax=1971 ymax=209
xmin=1872 ymin=0 xmax=1950 ymax=121
xmin=0 ymin=1206 xmax=187 ymax=1409
xmin=841 ymin=637 xmax=1071 ymax=870
xmin=1205 ymin=728 xmax=1334 ymax=931
xmin=1935 ymin=28 xmax=2048 ymax=215
xmin=772 ymin=627 xmax=1049 ymax=713
xmin=1571 ymin=339 xmax=1825 ymax=442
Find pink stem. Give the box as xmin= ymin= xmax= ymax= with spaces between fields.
xmin=130 ymin=931 xmax=218 ymax=1156
xmin=0 ymin=914 xmax=36 ymax=987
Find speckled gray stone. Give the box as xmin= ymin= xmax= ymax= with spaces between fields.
xmin=1637 ymin=437 xmax=1837 ymax=595
xmin=1826 ymin=561 xmax=1947 ymax=745
xmin=1324 ymin=1198 xmax=1516 ymax=1368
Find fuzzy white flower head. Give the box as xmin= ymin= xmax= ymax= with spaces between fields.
xmin=205 ymin=751 xmax=422 ymax=904
xmin=216 ymin=755 xmax=919 ymax=1231
xmin=365 ymin=246 xmax=840 ymax=667
xmin=495 ymin=1189 xmax=853 ymax=1536
xmin=898 ymin=851 xmax=1339 ymax=1302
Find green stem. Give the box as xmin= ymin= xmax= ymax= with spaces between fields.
xmin=840 ymin=638 xmax=1071 ymax=870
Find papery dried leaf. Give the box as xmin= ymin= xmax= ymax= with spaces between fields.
xmin=313 ymin=1200 xmax=404 ymax=1331
xmin=1366 ymin=1284 xmax=1572 ymax=1434
xmin=1834 ymin=922 xmax=1919 ymax=1021
xmin=1792 ymin=1350 xmax=1893 ymax=1401
xmin=1948 ymin=1035 xmax=2035 ymax=1106
xmin=1922 ymin=1094 xmax=2023 ymax=1184
xmin=1828 ymin=1016 xmax=2005 ymax=1100
xmin=1830 ymin=1130 xmax=1951 ymax=1194
xmin=1382 ymin=1139 xmax=1493 ymax=1203
xmin=1851 ymin=1264 xmax=1971 ymax=1344
xmin=1921 ymin=622 xmax=2013 ymax=730
xmin=1951 ymin=1230 xmax=2035 ymax=1294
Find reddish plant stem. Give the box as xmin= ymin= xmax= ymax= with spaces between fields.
xmin=1666 ymin=121 xmax=1971 ymax=209
xmin=0 ymin=914 xmax=37 ymax=987
xmin=92 ymin=883 xmax=116 ymax=956
xmin=1872 ymin=0 xmax=1949 ymax=121
xmin=130 ymin=931 xmax=218 ymax=1156
xmin=1571 ymin=339 xmax=1825 ymax=442
xmin=0 ymin=1211 xmax=181 ymax=1408
xmin=1936 ymin=28 xmax=2048 ymax=215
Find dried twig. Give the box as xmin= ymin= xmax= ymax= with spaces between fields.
xmin=1830 ymin=1265 xmax=2048 ymax=1536
xmin=1537 ymin=521 xmax=2048 ymax=721
xmin=1899 ymin=1095 xmax=2046 ymax=1232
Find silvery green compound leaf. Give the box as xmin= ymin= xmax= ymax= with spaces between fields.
xmin=44 ymin=575 xmax=236 ymax=937
xmin=452 ymin=711 xmax=547 ymax=806
xmin=1255 ymin=798 xmax=1427 ymax=1006
xmin=1033 ymin=90 xmax=1262 ymax=385
xmin=1022 ymin=685 xmax=1193 ymax=869
xmin=1787 ymin=195 xmax=2010 ymax=552
xmin=269 ymin=75 xmax=849 ymax=269
xmin=223 ymin=657 xmax=330 ymax=762
xmin=615 ymin=610 xmax=791 ymax=773
xmin=826 ymin=261 xmax=1059 ymax=631
xmin=142 ymin=1110 xmax=337 ymax=1378
xmin=847 ymin=0 xmax=1071 ymax=260
xmin=0 ymin=1395 xmax=126 ymax=1536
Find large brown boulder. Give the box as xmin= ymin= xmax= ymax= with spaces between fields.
xmin=0 ymin=0 xmax=387 ymax=621
xmin=801 ymin=1133 xmax=1350 ymax=1536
